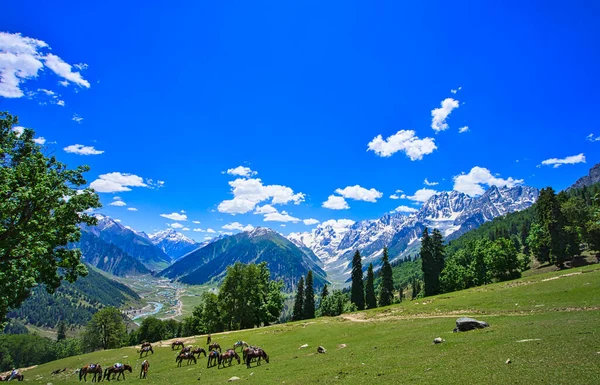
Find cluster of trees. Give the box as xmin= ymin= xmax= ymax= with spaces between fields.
xmin=291 ymin=271 xmax=315 ymax=321
xmin=420 ymin=185 xmax=600 ymax=297
xmin=182 ymin=262 xmax=285 ymax=334
xmin=349 ymin=248 xmax=396 ymax=310
xmin=0 ymin=333 xmax=82 ymax=371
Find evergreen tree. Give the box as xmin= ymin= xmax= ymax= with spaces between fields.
xmin=56 ymin=320 xmax=67 ymax=342
xmin=350 ymin=250 xmax=365 ymax=310
xmin=320 ymin=284 xmax=329 ymax=300
xmin=292 ymin=277 xmax=305 ymax=321
xmin=420 ymin=227 xmax=437 ymax=296
xmin=535 ymin=187 xmax=574 ymax=266
xmin=364 ymin=264 xmax=377 ymax=309
xmin=303 ymin=271 xmax=315 ymax=320
xmin=378 ymin=247 xmax=394 ymax=306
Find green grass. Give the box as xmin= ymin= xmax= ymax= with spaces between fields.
xmin=17 ymin=265 xmax=600 ymax=384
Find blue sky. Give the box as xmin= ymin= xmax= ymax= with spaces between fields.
xmin=2 ymin=1 xmax=599 ymax=241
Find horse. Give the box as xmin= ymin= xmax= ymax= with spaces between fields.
xmin=79 ymin=364 xmax=102 ymax=382
xmin=206 ymin=334 xmax=212 ymax=345
xmin=171 ymin=340 xmax=185 ymax=350
xmin=233 ymin=340 xmax=249 ymax=352
xmin=209 ymin=342 xmax=221 ymax=352
xmin=245 ymin=347 xmax=269 ymax=368
xmin=141 ymin=342 xmax=152 ymax=349
xmin=138 ymin=346 xmax=154 ymax=358
xmin=176 ymin=352 xmax=197 ymax=367
xmin=242 ymin=345 xmax=259 ymax=361
xmin=180 ymin=345 xmax=192 ymax=354
xmin=192 ymin=347 xmax=207 ymax=357
xmin=219 ymin=349 xmax=241 ymax=368
xmin=139 ymin=360 xmax=149 ymax=379
xmin=207 ymin=350 xmax=220 ymax=368
xmin=0 ymin=373 xmax=23 ymax=381
xmin=103 ymin=364 xmax=132 ymax=381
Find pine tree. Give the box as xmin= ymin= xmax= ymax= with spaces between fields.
xmin=378 ymin=246 xmax=395 ymax=306
xmin=430 ymin=228 xmax=446 ymax=294
xmin=292 ymin=277 xmax=305 ymax=321
xmin=320 ymin=284 xmax=329 ymax=300
xmin=303 ymin=271 xmax=315 ymax=320
xmin=420 ymin=227 xmax=437 ymax=296
xmin=364 ymin=264 xmax=377 ymax=309
xmin=535 ymin=187 xmax=574 ymax=267
xmin=56 ymin=320 xmax=67 ymax=342
xmin=350 ymin=250 xmax=365 ymax=310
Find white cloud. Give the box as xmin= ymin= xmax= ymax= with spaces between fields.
xmin=392 ymin=205 xmax=419 ymax=213
xmin=127 ymin=208 xmax=138 ymax=211
xmin=407 ymin=188 xmax=438 ymax=203
xmin=33 ymin=137 xmax=46 ymax=145
xmin=182 ymin=228 xmax=190 ymax=231
xmin=225 ymin=166 xmax=257 ymax=177
xmin=56 ymin=100 xmax=65 ymax=106
xmin=303 ymin=218 xmax=319 ymax=225
xmin=322 ymin=195 xmax=349 ymax=210
xmin=109 ymin=200 xmax=126 ymax=207
xmin=586 ymin=134 xmax=600 ymax=142
xmin=63 ymin=144 xmax=104 ymax=155
xmin=114 ymin=219 xmax=121 ymax=223
xmin=263 ymin=211 xmax=301 ymax=223
xmin=334 ymin=185 xmax=383 ymax=203
xmin=90 ymin=172 xmax=150 ymax=193
xmin=193 ymin=228 xmax=204 ymax=232
xmin=222 ymin=222 xmax=255 ymax=231
xmin=73 ymin=63 xmax=88 ymax=71
xmin=450 ymin=89 xmax=457 ymax=94
xmin=72 ymin=114 xmax=83 ymax=123
xmin=424 ymin=178 xmax=439 ymax=186
xmin=254 ymin=204 xmax=278 ymax=214
xmin=390 ymin=194 xmax=400 ymax=200
xmin=431 ymin=98 xmax=459 ymax=132
xmin=160 ymin=212 xmax=187 ymax=221
xmin=169 ymin=223 xmax=184 ymax=229
xmin=540 ymin=153 xmax=586 ymax=168
xmin=321 ymin=219 xmax=355 ymax=230
xmin=453 ymin=166 xmax=524 ymax=196
xmin=281 ymin=224 xmax=286 ymax=227
xmin=206 ymin=228 xmax=217 ymax=234
xmin=458 ymin=126 xmax=469 ymax=133
xmin=192 ymin=220 xmax=201 ymax=224
xmin=0 ymin=32 xmax=90 ymax=98
xmin=367 ymin=130 xmax=437 ymax=160
xmin=218 ymin=178 xmax=305 ymax=214
xmin=180 ymin=210 xmax=186 ymax=213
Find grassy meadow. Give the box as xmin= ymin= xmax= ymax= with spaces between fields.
xmin=13 ymin=265 xmax=600 ymax=384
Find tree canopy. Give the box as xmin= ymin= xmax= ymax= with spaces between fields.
xmin=0 ymin=112 xmax=100 ymax=322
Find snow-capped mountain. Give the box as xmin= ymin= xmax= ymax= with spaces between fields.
xmin=289 ymin=185 xmax=539 ymax=285
xmin=148 ymin=229 xmax=201 ymax=260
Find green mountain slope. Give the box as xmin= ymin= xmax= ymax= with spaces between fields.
xmin=7 ymin=266 xmax=142 ymax=328
xmin=160 ymin=228 xmax=327 ymax=289
xmin=78 ymin=230 xmax=150 ymax=276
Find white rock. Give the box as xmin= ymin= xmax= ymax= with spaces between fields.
xmin=228 ymin=376 xmax=240 ymax=382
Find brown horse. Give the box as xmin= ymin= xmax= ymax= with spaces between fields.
xmin=242 ymin=345 xmax=259 ymax=361
xmin=139 ymin=360 xmax=149 ymax=379
xmin=209 ymin=342 xmax=221 ymax=352
xmin=171 ymin=340 xmax=185 ymax=350
xmin=245 ymin=347 xmax=269 ymax=368
xmin=138 ymin=346 xmax=154 ymax=358
xmin=103 ymin=364 xmax=132 ymax=381
xmin=207 ymin=350 xmax=220 ymax=368
xmin=79 ymin=364 xmax=102 ymax=382
xmin=0 ymin=373 xmax=24 ymax=381
xmin=192 ymin=347 xmax=207 ymax=357
xmin=141 ymin=342 xmax=152 ymax=349
xmin=180 ymin=345 xmax=192 ymax=354
xmin=206 ymin=334 xmax=212 ymax=345
xmin=176 ymin=352 xmax=197 ymax=367
xmin=219 ymin=349 xmax=241 ymax=368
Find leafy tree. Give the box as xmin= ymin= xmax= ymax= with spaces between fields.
xmin=364 ymin=264 xmax=377 ymax=309
xmin=378 ymin=247 xmax=394 ymax=306
xmin=303 ymin=271 xmax=315 ymax=320
xmin=292 ymin=276 xmax=305 ymax=321
xmin=56 ymin=320 xmax=67 ymax=342
xmin=318 ymin=290 xmax=347 ymax=317
xmin=534 ymin=187 xmax=575 ymax=266
xmin=350 ymin=250 xmax=365 ymax=310
xmin=587 ymin=194 xmax=600 ymax=252
xmin=0 ymin=112 xmax=101 ymax=321
xmin=137 ymin=317 xmax=166 ymax=343
xmin=82 ymin=307 xmax=126 ymax=351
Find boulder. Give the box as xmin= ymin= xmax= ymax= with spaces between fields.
xmin=453 ymin=317 xmax=489 ymax=332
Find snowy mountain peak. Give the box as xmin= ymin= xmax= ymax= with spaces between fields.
xmin=149 ymin=228 xmax=196 ymax=246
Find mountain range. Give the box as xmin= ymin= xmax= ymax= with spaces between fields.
xmin=289 ymin=185 xmax=539 ymax=284
xmin=148 ymin=229 xmax=203 ymax=261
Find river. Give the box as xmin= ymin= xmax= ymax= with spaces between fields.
xmin=132 ymin=301 xmax=163 ymax=325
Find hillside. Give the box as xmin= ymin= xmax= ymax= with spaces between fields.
xmin=160 ymin=228 xmax=327 ymax=289
xmin=6 ymin=266 xmax=142 ymax=328
xmin=17 ymin=265 xmax=600 ymax=384
xmin=78 ymin=230 xmax=151 ymax=276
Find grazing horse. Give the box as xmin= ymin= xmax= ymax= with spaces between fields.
xmin=219 ymin=349 xmax=241 ymax=368
xmin=209 ymin=342 xmax=221 ymax=352
xmin=176 ymin=352 xmax=197 ymax=367
xmin=79 ymin=364 xmax=102 ymax=382
xmin=103 ymin=364 xmax=132 ymax=381
xmin=206 ymin=334 xmax=212 ymax=345
xmin=0 ymin=373 xmax=24 ymax=381
xmin=141 ymin=341 xmax=152 ymax=349
xmin=233 ymin=340 xmax=249 ymax=352
xmin=171 ymin=340 xmax=185 ymax=350
xmin=139 ymin=360 xmax=149 ymax=379
xmin=180 ymin=345 xmax=192 ymax=354
xmin=138 ymin=346 xmax=154 ymax=358
xmin=243 ymin=345 xmax=259 ymax=361
xmin=245 ymin=347 xmax=269 ymax=368
xmin=207 ymin=350 xmax=220 ymax=368
xmin=192 ymin=347 xmax=207 ymax=357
